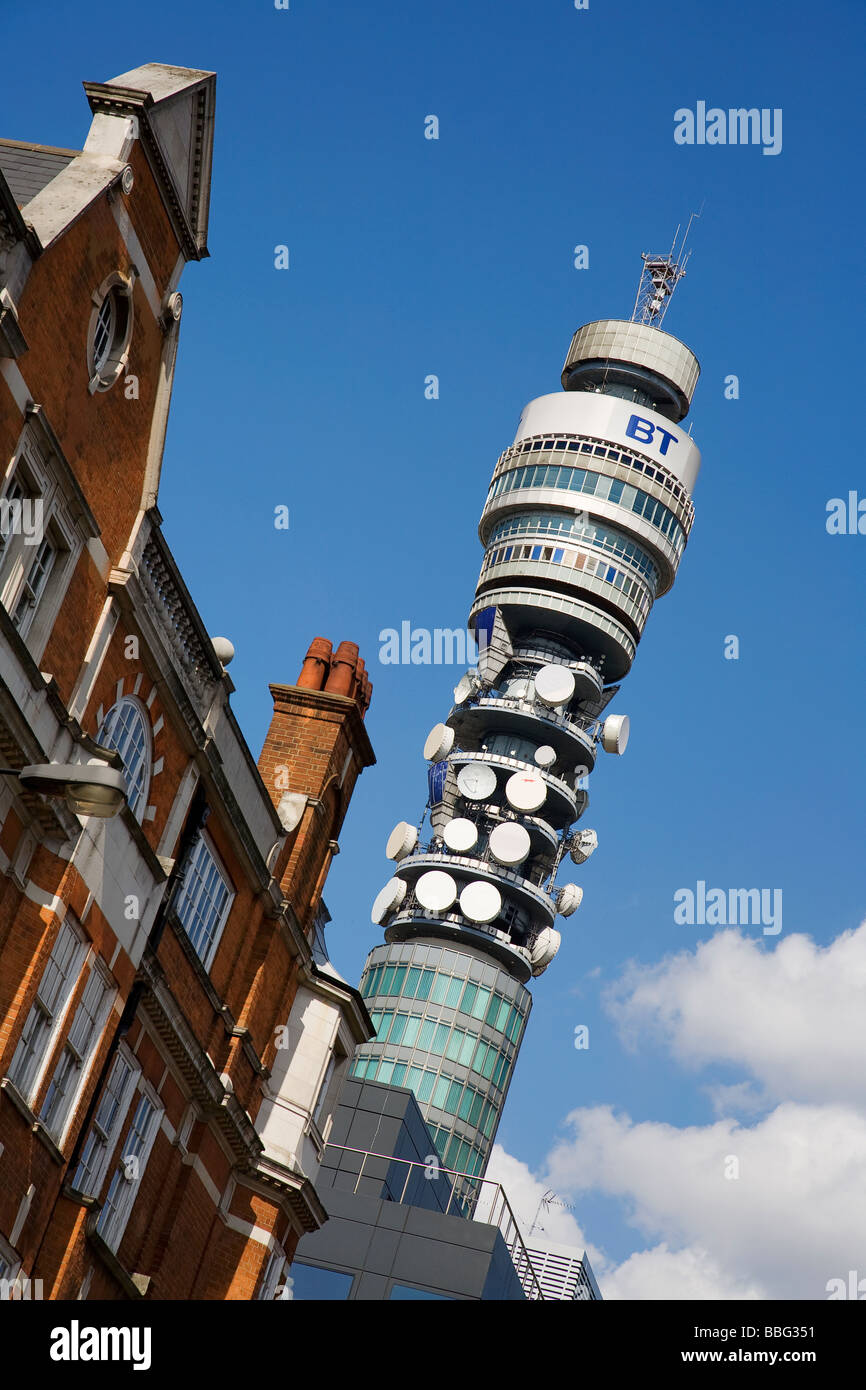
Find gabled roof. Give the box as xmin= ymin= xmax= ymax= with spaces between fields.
xmin=83 ymin=63 xmax=216 ymax=259
xmin=0 ymin=139 xmax=80 ymax=209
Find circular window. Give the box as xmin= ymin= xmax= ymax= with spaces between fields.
xmin=88 ymin=277 xmax=133 ymax=391
xmin=96 ymin=696 xmax=151 ymax=820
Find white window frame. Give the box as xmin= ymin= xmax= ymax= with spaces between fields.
xmin=0 ymin=1235 xmax=21 ymax=1286
xmin=0 ymin=452 xmax=46 ymax=606
xmin=72 ymin=1044 xmax=141 ymax=1197
xmin=0 ymin=413 xmax=97 ymax=664
xmin=255 ymin=1244 xmax=288 ymax=1301
xmin=38 ymin=958 xmax=115 ymax=1142
xmin=8 ymin=529 xmax=59 ymax=638
xmin=0 ymin=471 xmax=29 ymax=564
xmin=95 ymin=1081 xmax=163 ymax=1254
xmin=95 ymin=696 xmax=152 ymax=822
xmin=86 ymin=273 xmax=134 ymax=394
xmin=6 ymin=916 xmax=87 ymax=1105
xmin=173 ymin=830 xmax=235 ymax=971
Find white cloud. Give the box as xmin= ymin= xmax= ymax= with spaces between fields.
xmin=491 ymin=922 xmax=866 ymax=1300
xmin=601 ymin=1244 xmax=763 ymax=1301
xmin=543 ymin=1101 xmax=866 ymax=1300
xmin=606 ymin=923 xmax=866 ymax=1109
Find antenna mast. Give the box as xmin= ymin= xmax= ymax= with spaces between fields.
xmin=630 ymin=208 xmax=702 ymax=327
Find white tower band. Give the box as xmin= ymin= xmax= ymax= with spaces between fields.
xmin=352 ymin=260 xmax=702 ymax=1184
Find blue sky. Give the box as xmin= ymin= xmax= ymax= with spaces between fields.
xmin=6 ymin=0 xmax=865 ymax=1297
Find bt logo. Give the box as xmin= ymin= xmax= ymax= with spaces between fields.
xmin=625 ymin=414 xmax=679 ymax=457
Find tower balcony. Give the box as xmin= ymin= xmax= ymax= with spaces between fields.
xmin=447 ymin=693 xmax=598 ymax=779
xmin=561 ymin=318 xmax=700 ymax=423
xmin=469 ymin=585 xmax=637 ymax=682
xmin=475 ymin=553 xmax=653 ymax=642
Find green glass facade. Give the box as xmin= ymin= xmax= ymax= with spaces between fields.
xmin=351 ymin=938 xmax=531 ymax=1179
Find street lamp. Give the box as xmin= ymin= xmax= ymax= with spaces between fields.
xmin=0 ymin=762 xmax=127 ymax=818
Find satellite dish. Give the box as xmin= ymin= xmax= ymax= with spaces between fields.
xmin=534 ymin=745 xmax=557 ymax=769
xmin=453 ymin=672 xmax=478 ymax=705
xmin=534 ymin=663 xmax=576 ymax=708
xmin=569 ymin=828 xmax=598 ymax=864
xmin=505 ymin=770 xmax=547 ymax=812
xmin=386 ymin=821 xmax=418 ymax=861
xmin=501 ymin=676 xmax=534 ymax=702
xmin=457 ymin=763 xmax=498 ymax=801
xmin=459 ymin=880 xmax=502 ymax=923
xmin=556 ymin=883 xmax=584 ymax=917
xmin=601 ymin=713 xmax=630 ymax=755
xmin=371 ymin=877 xmax=407 ymax=925
xmin=424 ymin=722 xmax=455 ymax=762
xmin=443 ymin=817 xmax=478 ymax=852
xmin=489 ymin=821 xmax=531 ymax=867
xmin=415 ymin=869 xmax=458 ymax=911
xmin=530 ymin=927 xmax=561 ymax=975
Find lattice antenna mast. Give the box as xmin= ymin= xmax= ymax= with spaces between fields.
xmin=630 ymin=210 xmax=701 ymax=326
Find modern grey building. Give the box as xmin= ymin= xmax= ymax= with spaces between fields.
xmin=291 ymin=1079 xmax=530 ymax=1300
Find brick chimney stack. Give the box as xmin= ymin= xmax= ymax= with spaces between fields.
xmin=257 ymin=638 xmax=376 ymax=930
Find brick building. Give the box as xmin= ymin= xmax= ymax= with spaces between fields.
xmin=0 ymin=63 xmax=374 ymax=1300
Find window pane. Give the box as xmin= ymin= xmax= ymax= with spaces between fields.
xmin=431 ymin=973 xmax=449 ymax=1004
xmin=471 ymin=988 xmax=491 ymax=1020
xmin=174 ymin=835 xmax=233 ymax=968
xmin=291 ymin=1263 xmax=354 ymax=1300
xmin=444 ymin=976 xmax=463 ymax=1008
xmin=96 ymin=698 xmax=151 ymax=821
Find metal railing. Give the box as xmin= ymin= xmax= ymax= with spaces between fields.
xmin=322 ymin=1142 xmax=546 ymax=1300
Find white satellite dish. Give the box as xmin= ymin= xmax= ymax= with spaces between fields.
xmin=569 ymin=828 xmax=598 ymax=864
xmin=371 ymin=877 xmax=407 ymax=925
xmin=386 ymin=821 xmax=418 ymax=861
xmin=457 ymin=763 xmax=498 ymax=801
xmin=459 ymin=880 xmax=502 ymax=923
xmin=415 ymin=869 xmax=458 ymax=911
xmin=556 ymin=883 xmax=584 ymax=917
xmin=501 ymin=676 xmax=534 ymax=702
xmin=534 ymin=745 xmax=556 ymax=769
xmin=453 ymin=672 xmax=478 ymax=705
xmin=601 ymin=713 xmax=630 ymax=755
xmin=424 ymin=722 xmax=455 ymax=762
xmin=489 ymin=821 xmax=531 ymax=867
xmin=533 ymin=663 xmax=576 ymax=708
xmin=505 ymin=770 xmax=547 ymax=812
xmin=530 ymin=926 xmax=561 ymax=971
xmin=442 ymin=817 xmax=478 ymax=852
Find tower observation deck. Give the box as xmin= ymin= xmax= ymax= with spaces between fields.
xmin=352 ymin=260 xmax=702 ymax=1184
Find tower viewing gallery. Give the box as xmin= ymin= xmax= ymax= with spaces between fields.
xmin=352 ymin=253 xmax=703 ymax=1186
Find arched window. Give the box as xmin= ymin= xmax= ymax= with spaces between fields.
xmin=96 ymin=697 xmax=151 ymax=821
